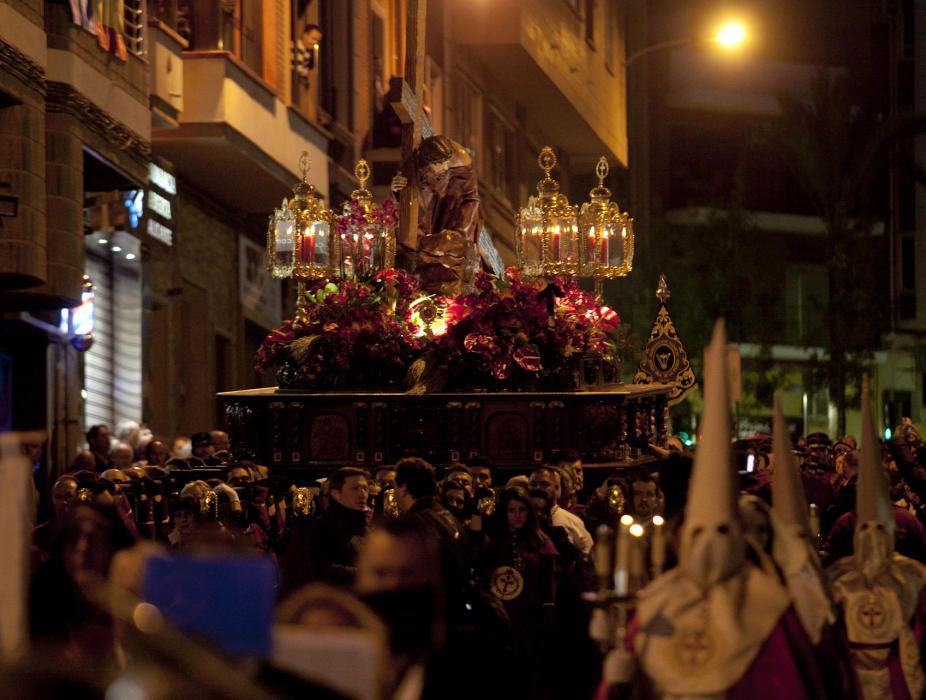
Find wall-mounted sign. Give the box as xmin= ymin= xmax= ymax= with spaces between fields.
xmin=145 ymin=161 xmax=176 ymax=247
xmin=239 ymin=235 xmax=282 ymax=329
xmin=149 ymin=163 xmax=177 ymax=195
xmin=147 ymin=219 xmax=173 ymax=246
xmin=147 ymin=190 xmax=172 ymax=220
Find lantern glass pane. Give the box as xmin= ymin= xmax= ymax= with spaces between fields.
xmin=271 ymin=211 xmax=295 ymax=278
xmin=313 ymin=221 xmax=330 ymax=266
xmin=556 ymin=216 xmax=579 ymax=263
xmin=518 ymin=203 xmax=544 ymax=275
xmin=605 ymin=221 xmax=620 ymax=267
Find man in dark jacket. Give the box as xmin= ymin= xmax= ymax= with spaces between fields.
xmin=395 ymin=457 xmax=471 ymax=617
xmin=279 ymin=466 xmax=369 ymax=596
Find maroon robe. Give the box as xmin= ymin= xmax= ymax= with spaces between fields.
xmin=596 ymin=607 xmax=859 ymax=700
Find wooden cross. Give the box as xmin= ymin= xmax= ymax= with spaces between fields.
xmin=391 ymin=0 xmax=435 ymax=252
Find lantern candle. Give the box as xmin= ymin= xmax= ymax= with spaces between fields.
xmin=305 ymin=228 xmax=317 ymax=264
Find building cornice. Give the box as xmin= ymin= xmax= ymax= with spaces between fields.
xmin=46 ymin=80 xmax=151 ymax=162
xmin=0 ymin=38 xmax=46 ymax=98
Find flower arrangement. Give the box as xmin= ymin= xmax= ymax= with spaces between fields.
xmin=255 ymin=269 xmax=426 ymax=390
xmin=408 ymin=268 xmax=623 ymax=392
xmin=256 ymin=267 xmax=623 ymax=393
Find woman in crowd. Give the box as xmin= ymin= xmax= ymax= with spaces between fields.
xmin=482 ymin=486 xmax=560 ymax=697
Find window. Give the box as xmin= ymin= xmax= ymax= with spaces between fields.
xmin=585 ymin=0 xmax=595 ymax=47
xmin=784 ymin=265 xmax=828 ymax=346
xmin=151 ymin=0 xmax=190 ymax=39
xmin=370 ymin=6 xmax=387 ymax=114
xmin=487 ymin=107 xmax=516 ymax=203
xmin=900 ymin=235 xmax=916 ymax=320
xmin=424 ymin=57 xmax=444 ymax=134
xmin=603 ymin=0 xmax=615 ymax=71
xmin=453 ymin=74 xmax=482 ymax=159
xmin=319 ymin=0 xmax=353 ymax=128
xmin=221 ymin=0 xmax=263 ymax=75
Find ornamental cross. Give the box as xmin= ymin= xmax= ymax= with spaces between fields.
xmin=391 ymin=0 xmax=435 ymax=252
xmin=675 ymin=628 xmax=714 ymax=668
xmin=859 ymin=601 xmax=885 ymax=630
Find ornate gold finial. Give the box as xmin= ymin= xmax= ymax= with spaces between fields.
xmin=536 ymin=147 xmax=561 ymax=199
xmin=656 ymin=274 xmax=671 ymax=304
xmin=538 ymin=147 xmax=557 ymax=175
xmin=299 ymin=152 xmax=310 ymax=182
xmin=354 ymin=159 xmax=370 ymax=188
xmin=588 ymin=156 xmax=612 ymax=202
xmin=350 ymin=159 xmax=374 ymax=209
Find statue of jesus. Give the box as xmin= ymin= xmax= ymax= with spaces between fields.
xmin=391 ymin=135 xmax=484 ymax=295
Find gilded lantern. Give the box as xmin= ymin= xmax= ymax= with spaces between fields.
xmin=267 ymin=152 xmax=335 ymax=281
xmin=334 ymin=159 xmax=397 ymax=277
xmin=579 ymin=157 xmax=634 ymax=281
xmin=515 ymin=147 xmax=580 ymax=277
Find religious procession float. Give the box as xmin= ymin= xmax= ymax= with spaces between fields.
xmin=220 ymin=143 xmax=693 ymax=478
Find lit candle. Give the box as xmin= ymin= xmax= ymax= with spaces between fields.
xmin=305 ymin=229 xmax=316 ymax=264
xmin=599 ymin=228 xmax=609 ymax=264
xmin=594 ymin=525 xmax=614 ymax=591
xmin=651 ymin=515 xmax=666 ymax=576
xmin=551 ymin=225 xmax=561 ymax=260
xmin=629 ymin=523 xmax=645 ymax=591
xmin=588 ymin=226 xmax=597 ymax=262
xmin=614 ymin=514 xmax=633 ymax=596
xmin=808 ymin=503 xmax=820 ymax=542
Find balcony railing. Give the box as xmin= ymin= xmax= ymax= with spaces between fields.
xmin=125 ymin=0 xmax=146 ymax=56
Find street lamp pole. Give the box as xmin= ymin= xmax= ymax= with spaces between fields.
xmin=624 ymin=38 xmax=694 ymax=67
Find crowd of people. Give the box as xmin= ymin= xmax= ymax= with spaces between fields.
xmin=16 ymin=389 xmax=926 ymax=698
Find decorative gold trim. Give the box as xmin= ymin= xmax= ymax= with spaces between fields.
xmin=634 ymin=275 xmax=697 ymax=405
xmin=46 ymin=81 xmax=152 ymax=161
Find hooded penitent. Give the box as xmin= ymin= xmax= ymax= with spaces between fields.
xmin=828 ymin=375 xmax=926 ymax=700
xmin=634 ymin=320 xmax=790 ymax=695
xmin=768 ymin=397 xmax=835 ymax=644
xmin=854 ymin=375 xmax=896 ymax=581
xmin=772 ymin=398 xmax=810 ymax=535
xmin=676 ymin=319 xmax=744 ymax=587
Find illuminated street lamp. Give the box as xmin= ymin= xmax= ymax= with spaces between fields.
xmin=625 ymin=16 xmax=751 ymax=66
xmin=713 ymin=19 xmax=749 ymax=52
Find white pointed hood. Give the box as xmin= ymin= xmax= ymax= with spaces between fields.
xmin=771 ymin=397 xmax=811 ymax=535
xmin=853 ymin=375 xmax=895 ymax=580
xmin=679 ymin=319 xmax=744 ymax=587
xmin=765 ymin=401 xmax=836 ymax=643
